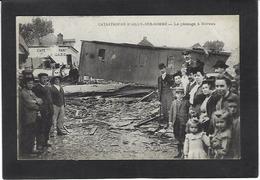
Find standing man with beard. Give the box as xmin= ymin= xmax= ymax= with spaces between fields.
xmin=158 ymin=63 xmax=174 ymax=130
xmin=33 ymin=73 xmax=54 ymax=151
xmin=215 ymin=76 xmax=239 ymax=110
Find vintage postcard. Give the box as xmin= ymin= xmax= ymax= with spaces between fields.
xmin=17 ymin=15 xmax=240 ymax=160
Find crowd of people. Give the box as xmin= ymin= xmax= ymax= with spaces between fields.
xmin=157 ymin=50 xmax=240 ymax=159
xmin=19 ymin=73 xmax=69 ymax=157
xmin=18 ymin=50 xmax=240 ymax=159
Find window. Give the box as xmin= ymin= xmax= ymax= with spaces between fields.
xmin=167 ymin=56 xmax=175 ymax=73
xmin=98 ymin=49 xmax=106 ymax=61
xmin=167 ymin=56 xmax=175 ymax=68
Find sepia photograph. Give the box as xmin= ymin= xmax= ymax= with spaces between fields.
xmin=17 ymin=15 xmax=240 ymax=160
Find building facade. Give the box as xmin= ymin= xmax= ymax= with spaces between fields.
xmin=28 ymin=33 xmax=79 ymax=68
xmin=28 ymin=45 xmax=78 ymax=68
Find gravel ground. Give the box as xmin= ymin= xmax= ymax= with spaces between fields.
xmin=20 ymin=96 xmax=179 ymax=160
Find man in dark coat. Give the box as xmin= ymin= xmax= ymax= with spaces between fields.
xmin=32 ymin=73 xmax=54 ymax=151
xmin=182 ymin=51 xmax=204 ymax=72
xmin=50 ymin=76 xmax=68 ymax=136
xmin=19 ymin=77 xmax=43 ymax=155
xmin=158 ymin=63 xmax=174 ymax=129
xmin=69 ymin=65 xmax=79 ymax=84
xmin=213 ymin=60 xmax=234 ymax=80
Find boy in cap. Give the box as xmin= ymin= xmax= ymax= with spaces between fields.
xmin=50 ymin=76 xmax=68 ymax=136
xmin=32 ymin=73 xmax=54 ymax=151
xmin=157 ymin=63 xmax=174 ymax=130
xmin=169 ymin=86 xmax=190 ymax=158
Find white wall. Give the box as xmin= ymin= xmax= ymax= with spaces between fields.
xmin=28 ymin=46 xmax=79 ymax=66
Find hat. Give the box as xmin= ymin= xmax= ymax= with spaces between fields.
xmin=213 ymin=60 xmax=229 ymax=69
xmin=173 ymin=71 xmax=182 ymax=78
xmin=158 ymin=63 xmax=166 ymax=69
xmin=202 ymin=77 xmax=215 ymax=88
xmin=50 ymin=76 xmax=62 ymax=84
xmin=182 ymin=50 xmax=191 ymax=55
xmin=23 ymin=77 xmax=34 ymax=83
xmin=38 ymin=73 xmax=49 ymax=78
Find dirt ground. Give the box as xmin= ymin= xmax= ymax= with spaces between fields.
xmin=22 ymin=96 xmax=179 ymax=160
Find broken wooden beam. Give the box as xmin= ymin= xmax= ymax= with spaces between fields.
xmin=89 ymin=126 xmax=98 ymax=135
xmin=134 ymin=115 xmax=160 ymax=128
xmin=138 ymin=91 xmax=156 ymax=102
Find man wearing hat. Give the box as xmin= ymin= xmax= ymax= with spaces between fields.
xmin=32 ymin=73 xmax=54 ymax=151
xmin=158 ymin=63 xmax=174 ymax=129
xmin=50 ymin=76 xmax=68 ymax=136
xmin=182 ymin=51 xmax=203 ymax=70
xmin=182 ymin=50 xmax=193 ymax=69
xmin=213 ymin=60 xmax=234 ymax=80
xmin=19 ymin=77 xmax=43 ymax=156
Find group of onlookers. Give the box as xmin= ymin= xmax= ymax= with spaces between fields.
xmin=19 ymin=51 xmax=240 ymax=159
xmin=158 ymin=50 xmax=240 ymax=159
xmin=19 ymin=72 xmax=68 ymax=157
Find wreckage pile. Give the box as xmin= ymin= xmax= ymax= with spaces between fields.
xmin=36 ymin=85 xmax=178 ymax=160
xmin=64 ymin=95 xmax=174 ymax=138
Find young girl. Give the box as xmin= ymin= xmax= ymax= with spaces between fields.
xmin=209 ymin=110 xmax=232 ymax=159
xmin=183 ymin=118 xmax=210 ymax=159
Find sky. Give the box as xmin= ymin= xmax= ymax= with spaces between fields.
xmin=17 ymin=15 xmax=239 ymax=52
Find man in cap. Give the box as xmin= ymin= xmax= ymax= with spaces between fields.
xmin=50 ymin=76 xmax=68 ymax=136
xmin=182 ymin=50 xmax=193 ymax=69
xmin=32 ymin=73 xmax=54 ymax=151
xmin=182 ymin=51 xmax=203 ymax=70
xmin=158 ymin=63 xmax=174 ymax=130
xmin=213 ymin=60 xmax=234 ymax=80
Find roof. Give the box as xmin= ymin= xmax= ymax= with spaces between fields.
xmin=81 ymin=40 xmax=231 ymax=56
xmin=191 ymin=43 xmax=203 ymax=49
xmin=64 ymin=39 xmax=76 ymax=42
xmin=42 ymin=56 xmax=56 ymax=63
xmin=81 ymin=40 xmax=187 ymax=51
xmin=29 ymin=33 xmax=75 ymax=45
xmin=58 ymin=45 xmax=79 ymax=53
xmin=138 ymin=37 xmax=154 ymax=47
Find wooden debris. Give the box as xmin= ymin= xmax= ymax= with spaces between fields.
xmin=116 ymin=120 xmax=133 ymax=127
xmin=89 ymin=126 xmax=98 ymax=135
xmin=134 ymin=116 xmax=160 ymax=128
xmin=138 ymin=91 xmax=156 ymax=102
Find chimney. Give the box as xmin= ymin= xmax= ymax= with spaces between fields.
xmin=143 ymin=36 xmax=147 ymax=40
xmin=57 ymin=33 xmax=63 ymax=45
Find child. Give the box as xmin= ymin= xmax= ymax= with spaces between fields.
xmin=183 ymin=118 xmax=210 ymax=159
xmin=227 ymin=97 xmax=240 ymax=159
xmin=169 ymin=86 xmax=190 ymax=158
xmin=209 ymin=110 xmax=232 ymax=159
